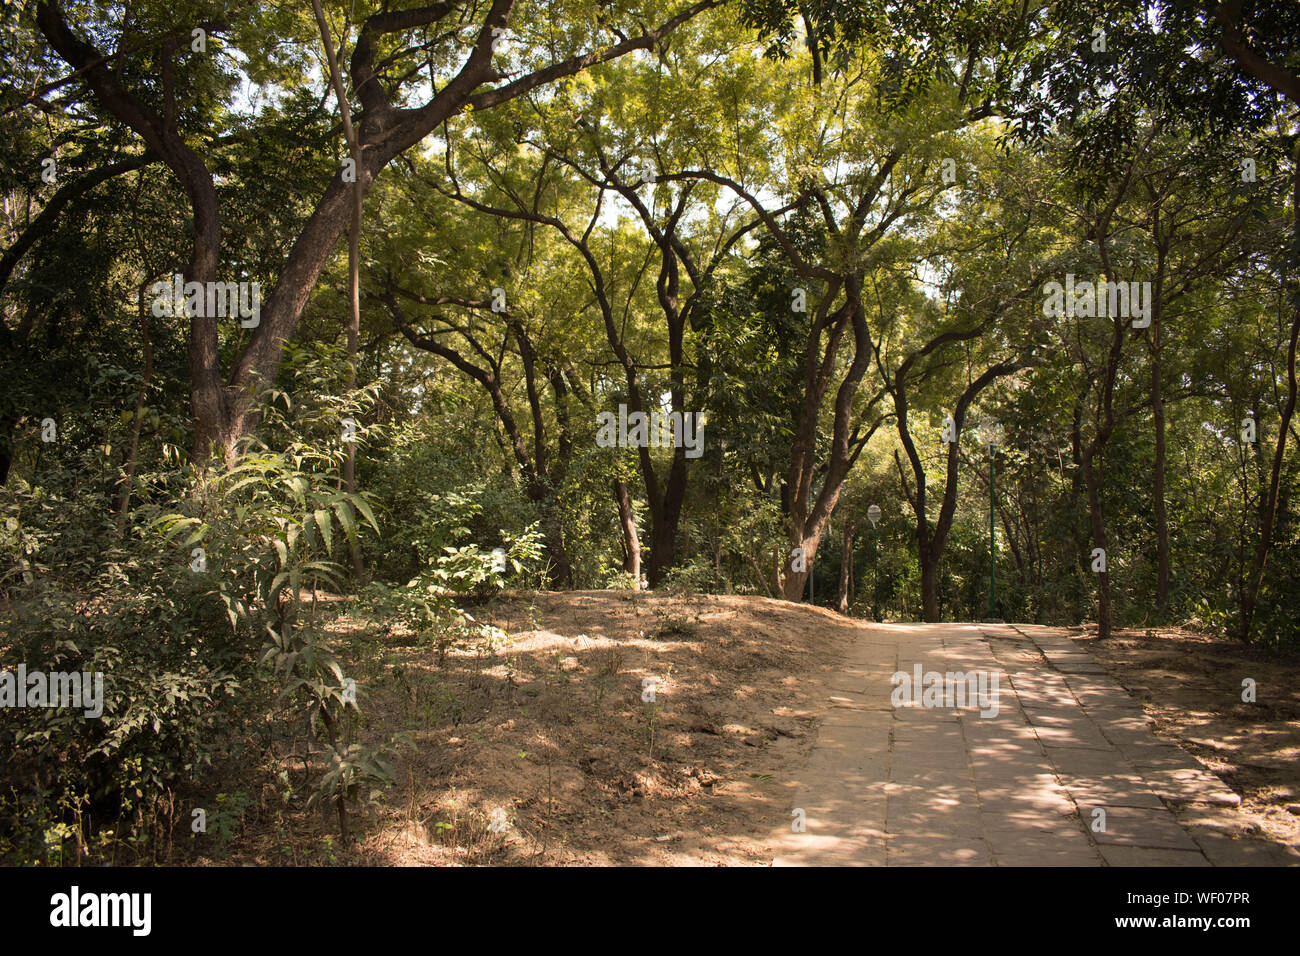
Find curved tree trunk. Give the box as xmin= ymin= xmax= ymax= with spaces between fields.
xmin=1152 ymin=345 xmax=1169 ymax=610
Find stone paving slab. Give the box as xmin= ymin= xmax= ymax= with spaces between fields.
xmin=773 ymin=622 xmax=1253 ymax=867
xmin=1055 ymin=771 xmax=1167 ymax=810
xmin=1086 ymin=806 xmax=1204 ymax=850
xmin=1100 ymin=846 xmax=1211 ymax=867
xmin=1144 ymin=767 xmax=1242 ymax=806
xmin=1025 ymin=715 xmax=1116 ymax=751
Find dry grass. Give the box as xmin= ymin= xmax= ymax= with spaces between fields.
xmin=192 ymin=589 xmax=869 ymax=866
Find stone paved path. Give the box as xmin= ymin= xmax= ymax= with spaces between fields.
xmin=770 ymin=623 xmax=1275 ymax=866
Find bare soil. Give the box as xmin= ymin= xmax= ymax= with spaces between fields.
xmin=197 ymin=590 xmax=868 ymax=865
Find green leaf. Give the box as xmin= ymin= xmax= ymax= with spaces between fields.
xmin=351 ymin=496 xmax=380 ymax=535
xmin=315 ymin=508 xmax=333 ymax=555
xmin=332 ymin=500 xmax=357 ymax=541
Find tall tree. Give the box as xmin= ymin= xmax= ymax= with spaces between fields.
xmin=29 ymin=0 xmax=718 ymax=460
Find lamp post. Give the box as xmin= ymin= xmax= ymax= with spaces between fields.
xmin=867 ymin=504 xmax=881 ymax=621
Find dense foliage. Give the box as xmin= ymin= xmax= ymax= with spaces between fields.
xmin=1 ymin=0 xmax=1297 ymax=860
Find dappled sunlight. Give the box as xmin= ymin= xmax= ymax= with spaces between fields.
xmin=341 ymin=591 xmax=880 ymax=865
xmin=773 ymin=619 xmax=1300 ymax=866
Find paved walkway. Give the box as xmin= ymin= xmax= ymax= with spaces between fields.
xmin=771 ymin=623 xmax=1269 ymax=866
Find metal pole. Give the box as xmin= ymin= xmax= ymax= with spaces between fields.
xmin=989 ymin=443 xmax=996 ymax=618
xmin=872 ymin=525 xmax=879 ymax=621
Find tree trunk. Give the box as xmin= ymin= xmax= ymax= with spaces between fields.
xmin=643 ymin=453 xmax=686 ymax=586
xmin=1081 ymin=451 xmax=1113 ymax=639
xmin=614 ymin=479 xmax=640 ymax=581
xmin=780 ymin=533 xmax=813 ymax=602
xmin=1152 ymin=349 xmax=1169 ymax=611
xmin=920 ymin=547 xmax=940 ymax=622
xmin=837 ymin=522 xmax=853 ymax=613
xmin=645 ymin=509 xmax=676 ymax=586
xmin=0 ymin=412 xmax=15 ymax=486
xmin=1240 ymin=307 xmax=1299 ymax=641
xmin=1151 ymin=261 xmax=1170 ymax=611
xmin=747 ymin=549 xmax=774 ymax=598
xmin=538 ymin=511 xmax=572 ymax=589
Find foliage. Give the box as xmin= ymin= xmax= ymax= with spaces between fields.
xmin=2 ymin=0 xmax=1300 ymax=864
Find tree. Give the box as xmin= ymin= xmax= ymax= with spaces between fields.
xmin=28 ymin=0 xmax=718 ymax=460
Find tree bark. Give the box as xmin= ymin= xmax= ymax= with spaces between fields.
xmin=615 ymin=479 xmax=640 ymax=581
xmin=1151 ymin=294 xmax=1170 ymax=611
xmin=1081 ymin=448 xmax=1113 ymax=639
xmin=0 ymin=416 xmax=13 ymax=486
xmin=892 ymin=338 xmax=1027 ymax=622
xmin=1241 ymin=296 xmax=1299 ymax=641
xmin=645 ymin=459 xmax=686 ymax=585
xmin=837 ymin=521 xmax=853 ymax=613
xmin=920 ymin=549 xmax=941 ymax=621
xmin=781 ymin=276 xmax=877 ymax=601
xmin=1079 ymin=164 xmax=1140 ymax=639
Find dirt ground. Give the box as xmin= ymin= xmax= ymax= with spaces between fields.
xmin=195 ymin=590 xmax=869 ymax=865
xmin=196 ymin=594 xmax=1300 ymax=866
xmin=349 ymin=591 xmax=873 ymax=865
